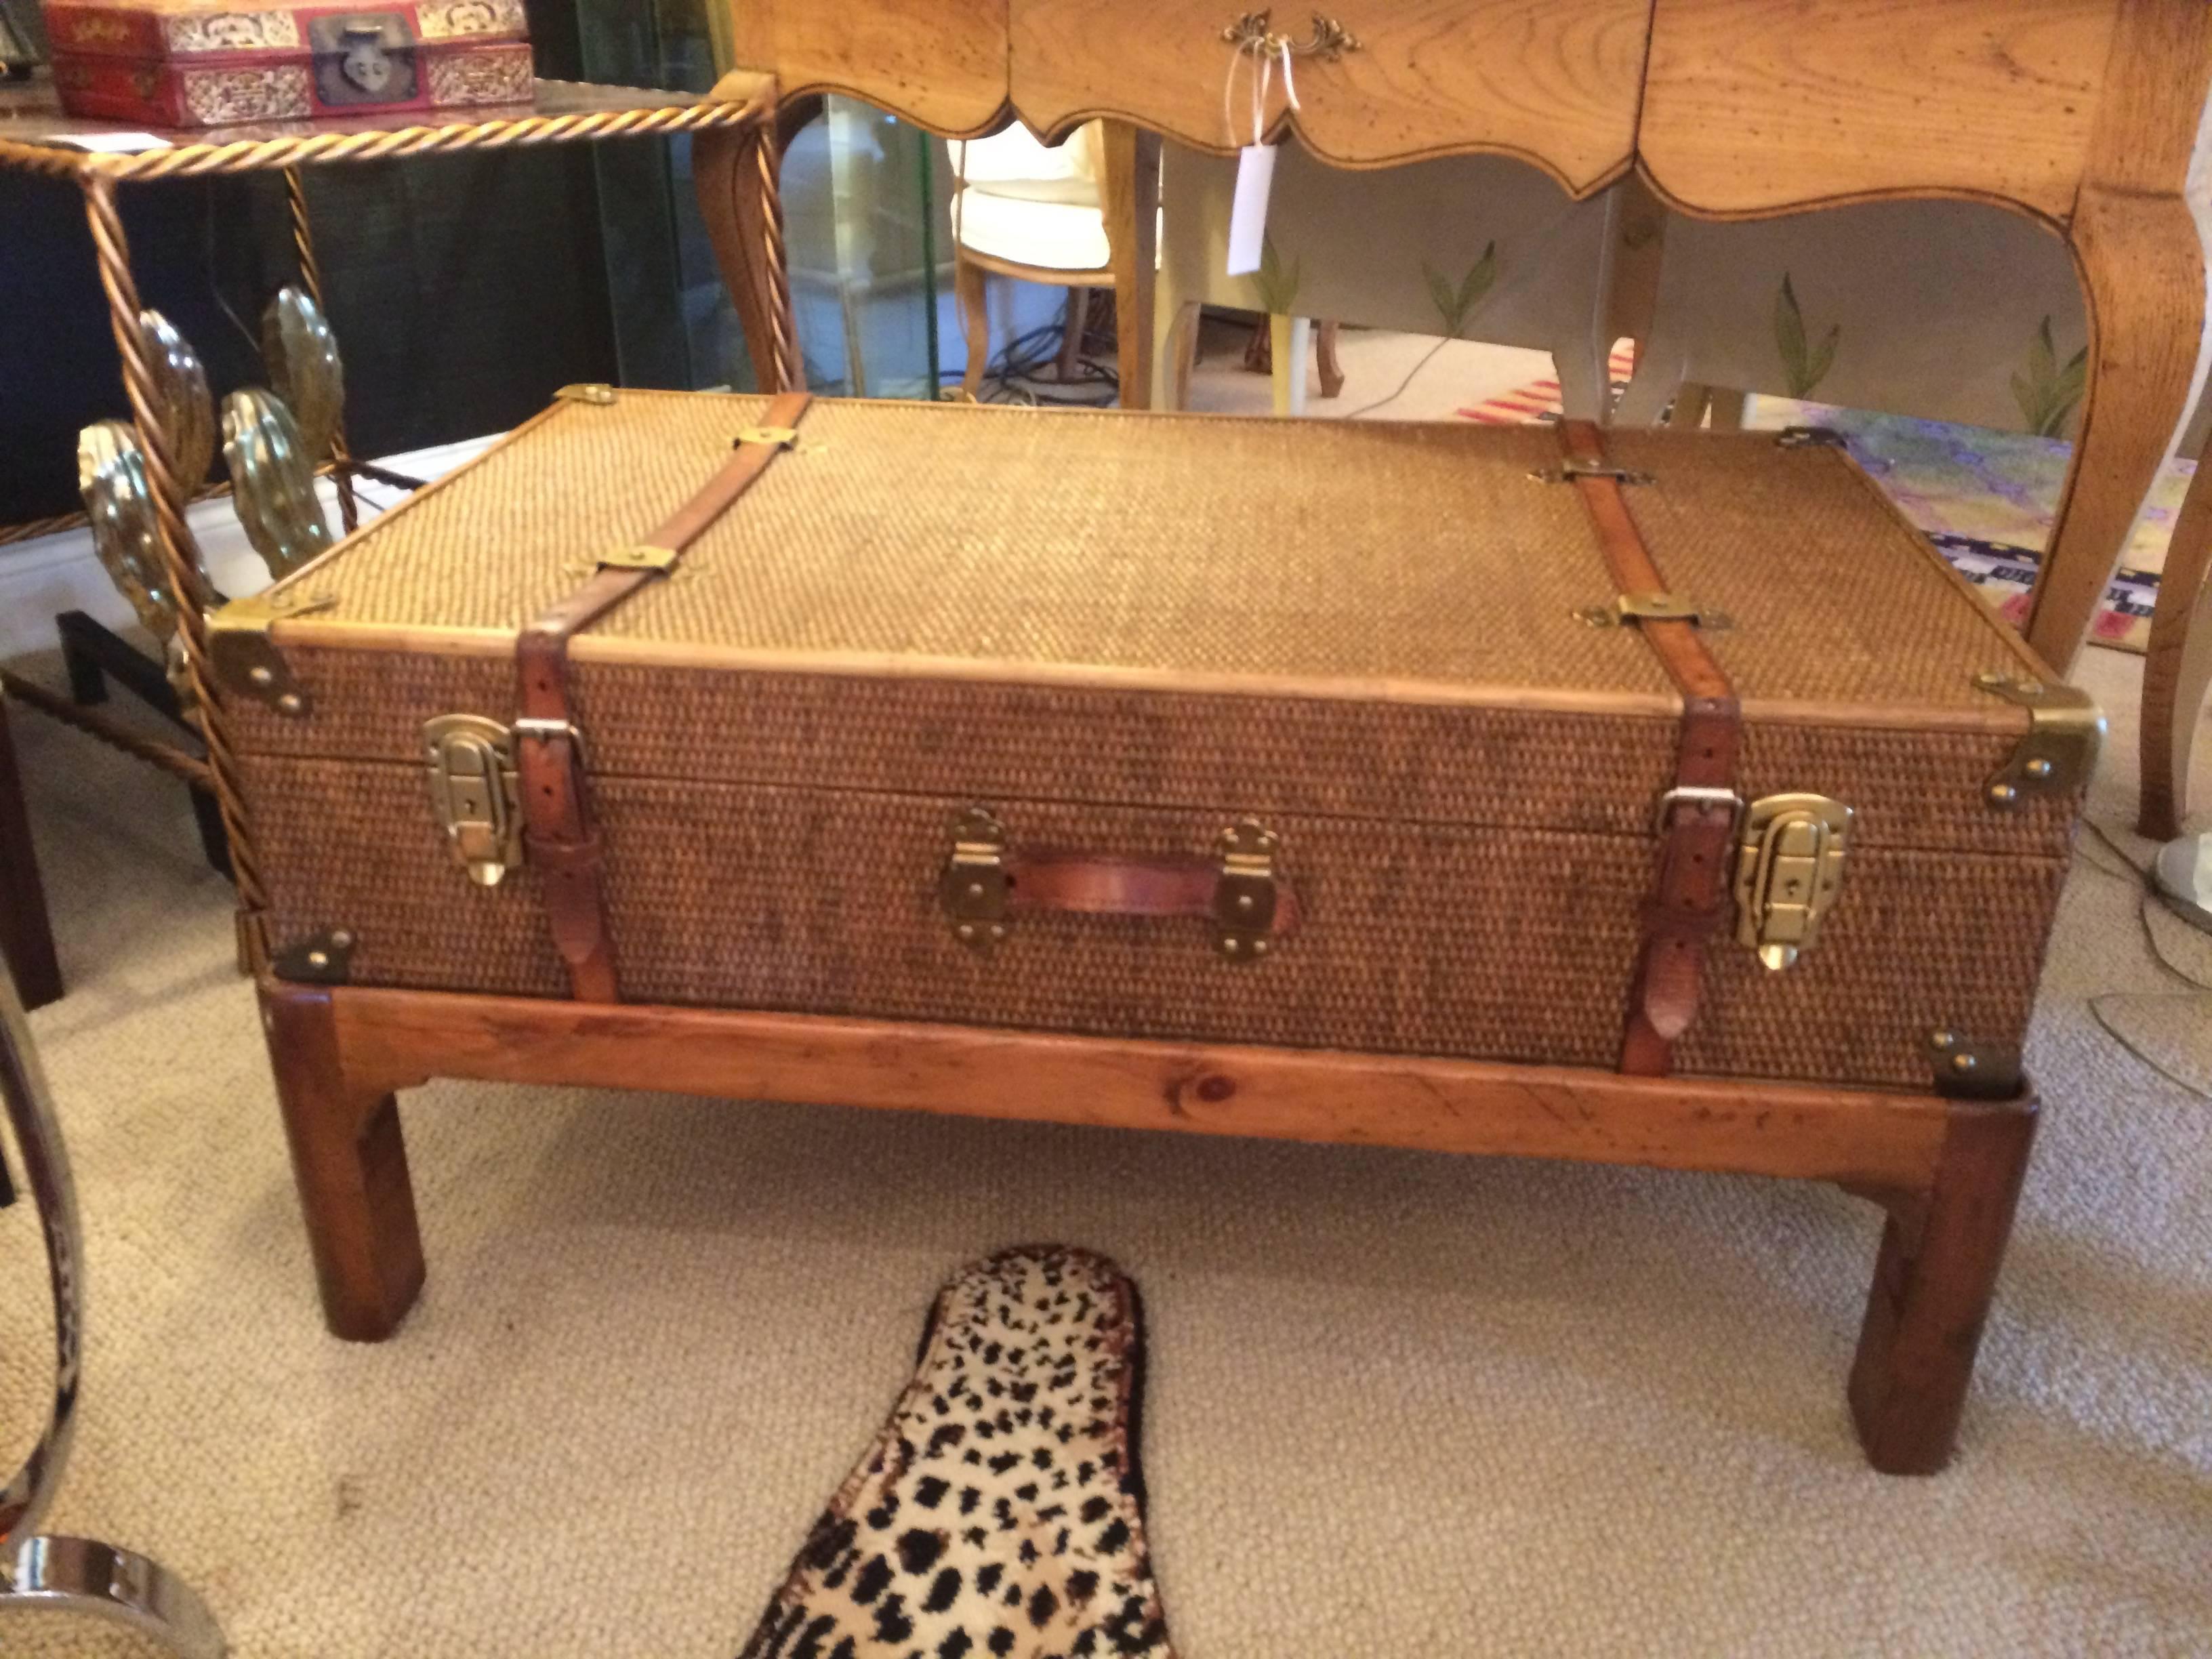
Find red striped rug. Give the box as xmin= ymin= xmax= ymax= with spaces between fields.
xmin=1456 ymin=344 xmax=1638 ymax=424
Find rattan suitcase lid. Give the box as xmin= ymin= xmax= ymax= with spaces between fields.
xmin=255 ymin=391 xmax=2051 ymax=724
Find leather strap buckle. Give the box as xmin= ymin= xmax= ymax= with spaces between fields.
xmin=1653 ymin=785 xmax=1742 ymax=835
xmin=513 ymin=717 xmax=588 ymax=766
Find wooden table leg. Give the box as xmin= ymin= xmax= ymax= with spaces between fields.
xmin=2139 ymin=428 xmax=2212 ymax=838
xmin=262 ymin=981 xmax=425 ymax=1341
xmin=1848 ymin=1094 xmax=2038 ymax=1475
xmin=1100 ymin=120 xmax=1160 ymax=410
xmin=693 ymin=77 xmax=807 ymax=396
xmin=2022 ymin=1 xmax=2212 ymax=676
xmin=0 ymin=695 xmax=63 ymax=1012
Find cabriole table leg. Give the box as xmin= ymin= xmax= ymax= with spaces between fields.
xmin=1848 ymin=1094 xmax=2039 ymax=1475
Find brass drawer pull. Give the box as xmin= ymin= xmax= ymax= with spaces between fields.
xmin=1221 ymin=10 xmax=1361 ymax=62
xmin=941 ymin=808 xmax=1297 ymax=961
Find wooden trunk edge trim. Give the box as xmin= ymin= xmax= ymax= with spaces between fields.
xmin=313 ymin=985 xmax=1961 ymax=1191
xmin=245 ymin=624 xmax=2035 ymax=738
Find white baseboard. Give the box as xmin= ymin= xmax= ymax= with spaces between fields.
xmin=0 ymin=434 xmax=497 ymax=664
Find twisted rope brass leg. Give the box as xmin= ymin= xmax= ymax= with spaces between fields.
xmin=283 ymin=167 xmax=358 ymax=533
xmin=752 ymin=118 xmax=799 ymax=394
xmin=83 ymin=175 xmax=270 ymax=938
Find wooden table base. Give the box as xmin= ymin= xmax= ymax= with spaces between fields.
xmin=258 ymin=979 xmax=2037 ymax=1476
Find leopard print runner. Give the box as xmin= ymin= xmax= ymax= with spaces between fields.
xmin=739 ymin=1246 xmax=1174 ymax=1659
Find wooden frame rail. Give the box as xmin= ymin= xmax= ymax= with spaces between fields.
xmin=263 ymin=980 xmax=2036 ymax=1476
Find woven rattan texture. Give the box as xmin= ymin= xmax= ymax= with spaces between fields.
xmin=1603 ymin=431 xmax=2047 ymax=707
xmin=243 ymin=755 xmax=2058 ymax=1087
xmin=278 ymin=396 xmax=2051 ymax=713
xmin=1677 ymin=848 xmax=2068 ymax=1088
xmin=281 ymin=394 xmax=1668 ymax=691
xmin=228 ymin=647 xmax=2076 ymax=859
xmin=245 ymin=758 xmax=1652 ymax=1067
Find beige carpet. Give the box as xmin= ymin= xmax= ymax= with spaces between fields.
xmin=0 ymin=644 xmax=2207 ymax=1658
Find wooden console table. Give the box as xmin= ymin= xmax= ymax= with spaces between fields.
xmin=712 ymin=0 xmax=2212 ymax=689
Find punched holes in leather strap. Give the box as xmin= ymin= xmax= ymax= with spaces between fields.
xmin=1554 ymin=421 xmax=1744 ymax=1075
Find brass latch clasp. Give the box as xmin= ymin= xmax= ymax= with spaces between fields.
xmin=941 ymin=806 xmax=1012 ymax=950
xmin=423 ymin=714 xmax=523 ymax=888
xmin=1214 ymin=820 xmax=1280 ymax=961
xmin=1733 ymin=792 xmax=1853 ymax=970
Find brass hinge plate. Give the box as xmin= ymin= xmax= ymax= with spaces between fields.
xmin=941 ymin=806 xmax=1012 ymax=950
xmin=1532 ymin=461 xmax=1656 ymax=487
xmin=1733 ymin=792 xmax=1853 ymax=970
xmin=1971 ymin=671 xmax=2105 ymax=808
xmin=207 ymin=589 xmax=336 ymax=713
xmin=272 ymin=926 xmax=356 ymax=985
xmin=1214 ymin=819 xmax=1281 ymax=962
xmin=423 ymin=714 xmax=523 ymax=888
xmin=596 ymin=544 xmax=679 ymax=573
xmin=734 ymin=425 xmax=802 ymax=449
xmin=1776 ymin=426 xmax=1848 ymax=450
xmin=555 ymin=382 xmax=616 ymax=405
xmin=1577 ymin=591 xmax=1733 ymax=631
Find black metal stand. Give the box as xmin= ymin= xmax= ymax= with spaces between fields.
xmin=56 ymin=611 xmax=230 ymax=879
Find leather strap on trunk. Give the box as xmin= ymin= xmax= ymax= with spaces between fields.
xmin=1557 ymin=419 xmax=1742 ymax=1075
xmin=517 ymin=391 xmax=813 ymax=1002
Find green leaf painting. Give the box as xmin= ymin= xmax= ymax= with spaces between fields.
xmin=1249 ymin=234 xmax=1302 ymax=317
xmin=1774 ymin=274 xmax=1839 ymax=399
xmin=1422 ymin=241 xmax=1499 ymax=340
xmin=2011 ymin=316 xmax=2089 ymax=438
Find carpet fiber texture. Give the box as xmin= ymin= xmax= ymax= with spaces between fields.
xmin=0 ymin=644 xmax=2206 ymax=1658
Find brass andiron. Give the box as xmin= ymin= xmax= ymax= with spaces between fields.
xmin=222 ymin=388 xmax=334 ymax=580
xmin=77 ymin=419 xmax=214 ymax=638
xmin=260 ymin=286 xmax=345 ymax=464
xmin=0 ymin=970 xmax=226 ymax=1656
xmin=138 ymin=309 xmax=216 ymax=490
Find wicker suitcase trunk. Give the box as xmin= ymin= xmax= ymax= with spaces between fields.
xmin=212 ymin=391 xmax=2098 ymax=1092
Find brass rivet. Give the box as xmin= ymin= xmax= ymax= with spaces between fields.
xmin=956 ymin=924 xmax=975 ymax=941
xmin=277 ymin=693 xmax=304 ymax=716
xmin=1236 ymin=893 xmax=1254 ymax=912
xmin=989 ymin=924 xmax=1005 ymax=940
xmin=966 ymin=882 xmax=985 ymax=900
xmin=1952 ymin=1052 xmax=1978 ymax=1073
xmin=247 ymin=665 xmax=274 ymax=687
xmin=1221 ymin=937 xmax=1242 ymax=954
xmin=1988 ymin=782 xmax=2018 ymax=804
xmin=2025 ymin=757 xmax=2053 ymax=779
xmin=306 ymin=949 xmax=329 ymax=969
xmin=1252 ymin=939 xmax=1269 ymax=956
xmin=1930 ymin=1030 xmax=1957 ymax=1051
xmin=330 ymin=930 xmax=354 ymax=949
xmin=2017 ymin=678 xmax=2043 ymax=697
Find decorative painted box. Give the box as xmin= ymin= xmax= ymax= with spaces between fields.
xmin=45 ymin=0 xmax=531 ymax=127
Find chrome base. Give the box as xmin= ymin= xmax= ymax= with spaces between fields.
xmin=1 ymin=966 xmax=226 ymax=1657
xmin=4 ymin=1536 xmax=225 ymax=1658
xmin=2153 ymin=833 xmax=2212 ymax=933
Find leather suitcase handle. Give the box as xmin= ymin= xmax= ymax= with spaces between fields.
xmin=941 ymin=811 xmax=1297 ymax=958
xmin=1006 ymin=853 xmax=1298 ymax=932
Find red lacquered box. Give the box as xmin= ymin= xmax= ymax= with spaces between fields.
xmin=45 ymin=0 xmax=532 ymax=127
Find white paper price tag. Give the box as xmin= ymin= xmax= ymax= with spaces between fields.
xmin=1225 ymin=142 xmax=1277 ymax=276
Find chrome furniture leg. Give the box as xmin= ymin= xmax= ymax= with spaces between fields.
xmin=0 ymin=970 xmax=226 ymax=1658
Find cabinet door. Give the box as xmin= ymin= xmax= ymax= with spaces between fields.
xmin=1011 ymin=0 xmax=1650 ymax=195
xmin=735 ymin=0 xmax=1010 ymax=137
